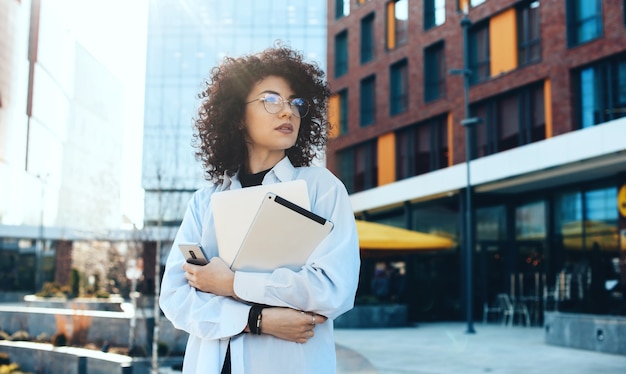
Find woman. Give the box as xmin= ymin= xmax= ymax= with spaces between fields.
xmin=159 ymin=45 xmax=360 ymax=373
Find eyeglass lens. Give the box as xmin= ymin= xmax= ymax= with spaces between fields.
xmin=262 ymin=94 xmax=308 ymax=117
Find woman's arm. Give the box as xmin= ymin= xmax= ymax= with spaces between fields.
xmin=159 ymin=190 xmax=250 ymax=340
xmin=232 ymin=171 xmax=360 ymax=319
xmin=184 ymin=259 xmax=327 ymax=343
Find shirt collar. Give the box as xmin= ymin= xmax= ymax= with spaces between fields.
xmin=218 ymin=156 xmax=295 ymax=191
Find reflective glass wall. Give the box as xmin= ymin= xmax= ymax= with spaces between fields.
xmin=142 ymin=0 xmax=327 ymax=226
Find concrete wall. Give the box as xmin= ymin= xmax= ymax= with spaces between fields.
xmin=544 ymin=312 xmax=626 ymax=356
xmin=0 ymin=305 xmax=188 ymax=354
xmin=0 ymin=341 xmax=182 ymax=374
xmin=334 ymin=304 xmax=408 ymax=328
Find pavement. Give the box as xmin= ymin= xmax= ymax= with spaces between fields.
xmin=334 ymin=322 xmax=626 ymax=374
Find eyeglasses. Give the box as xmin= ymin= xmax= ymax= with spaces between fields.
xmin=246 ymin=93 xmax=310 ymax=118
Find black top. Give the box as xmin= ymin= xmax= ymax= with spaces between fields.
xmin=239 ymin=168 xmax=271 ymax=188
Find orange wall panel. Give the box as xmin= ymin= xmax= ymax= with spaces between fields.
xmin=458 ymin=0 xmax=469 ymax=13
xmin=377 ymin=132 xmax=396 ymax=185
xmin=447 ymin=113 xmax=454 ymax=166
xmin=544 ymin=79 xmax=553 ymax=139
xmin=386 ymin=2 xmax=396 ymax=50
xmin=490 ymin=9 xmax=517 ymax=77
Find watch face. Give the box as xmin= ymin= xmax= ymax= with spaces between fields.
xmin=619 ymin=184 xmax=626 ymax=218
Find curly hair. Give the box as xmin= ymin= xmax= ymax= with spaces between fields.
xmin=193 ymin=44 xmax=331 ymax=184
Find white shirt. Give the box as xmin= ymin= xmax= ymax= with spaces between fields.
xmin=159 ymin=157 xmax=360 ymax=374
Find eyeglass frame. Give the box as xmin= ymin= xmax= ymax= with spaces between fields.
xmin=246 ymin=93 xmax=310 ymax=118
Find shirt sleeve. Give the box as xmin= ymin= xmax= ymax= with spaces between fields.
xmin=159 ymin=189 xmax=251 ymax=340
xmin=233 ymin=170 xmax=360 ymax=320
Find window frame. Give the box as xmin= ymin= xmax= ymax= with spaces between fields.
xmin=424 ymin=41 xmax=446 ymax=102
xmin=424 ymin=0 xmax=446 ymax=30
xmin=361 ymin=13 xmax=375 ymax=64
xmin=360 ymin=75 xmax=376 ymax=127
xmin=566 ymin=0 xmax=603 ymax=47
xmin=517 ymin=0 xmax=542 ymax=66
xmin=395 ymin=115 xmax=449 ymax=180
xmin=469 ymin=21 xmax=490 ymax=85
xmin=387 ymin=0 xmax=409 ymax=50
xmin=334 ymin=30 xmax=349 ymax=78
xmin=338 ymin=140 xmax=378 ymax=194
xmin=471 ymin=82 xmax=546 ymax=157
xmin=335 ymin=0 xmax=350 ymax=19
xmin=338 ymin=89 xmax=349 ymax=135
xmin=573 ymin=53 xmax=626 ymax=128
xmin=390 ymin=59 xmax=409 ymax=115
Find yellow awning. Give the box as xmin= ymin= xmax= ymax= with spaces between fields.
xmin=356 ymin=220 xmax=455 ymax=253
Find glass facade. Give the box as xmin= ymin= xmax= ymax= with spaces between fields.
xmin=142 ymin=0 xmax=327 ymax=226
xmin=576 ymin=53 xmax=626 ymax=129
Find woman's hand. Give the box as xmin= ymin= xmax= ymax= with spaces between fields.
xmin=260 ymin=308 xmax=327 ymax=344
xmin=183 ymin=257 xmax=236 ymax=297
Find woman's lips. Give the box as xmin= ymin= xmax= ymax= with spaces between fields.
xmin=275 ymin=123 xmax=294 ymax=133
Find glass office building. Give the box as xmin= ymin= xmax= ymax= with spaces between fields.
xmin=142 ymin=0 xmax=327 ymax=227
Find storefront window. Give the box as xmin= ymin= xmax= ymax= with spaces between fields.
xmin=516 ymin=201 xmax=546 ymax=240
xmin=476 ymin=206 xmax=506 ymax=241
xmin=553 ymin=186 xmax=621 ymax=315
xmin=584 ymin=188 xmax=619 ymax=251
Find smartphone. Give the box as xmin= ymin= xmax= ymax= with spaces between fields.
xmin=178 ymin=243 xmax=209 ymax=265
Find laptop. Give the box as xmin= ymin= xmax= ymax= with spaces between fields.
xmin=230 ymin=192 xmax=334 ymax=272
xmin=211 ymin=180 xmax=310 ymax=266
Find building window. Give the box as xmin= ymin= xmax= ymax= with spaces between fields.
xmin=390 ymin=59 xmax=409 ymax=115
xmin=575 ymin=53 xmax=626 ymax=128
xmin=361 ymin=13 xmax=375 ymax=64
xmin=396 ymin=115 xmax=449 ymax=180
xmin=517 ymin=1 xmax=541 ymax=66
xmin=386 ymin=0 xmax=409 ymax=50
xmin=336 ymin=0 xmax=350 ymax=19
xmin=424 ymin=41 xmax=446 ymax=102
xmin=553 ymin=185 xmax=619 ymax=314
xmin=338 ymin=140 xmax=378 ymax=194
xmin=425 ymin=0 xmax=446 ymax=30
xmin=566 ymin=0 xmax=603 ymax=47
xmin=360 ymin=75 xmax=376 ymax=127
xmin=338 ymin=89 xmax=349 ymax=135
xmin=469 ymin=22 xmax=490 ymax=85
xmin=472 ymin=82 xmax=545 ymax=157
xmin=335 ymin=31 xmax=349 ymax=78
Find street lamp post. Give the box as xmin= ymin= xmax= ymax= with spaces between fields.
xmin=35 ymin=173 xmax=49 ymax=292
xmin=451 ymin=10 xmax=479 ymax=334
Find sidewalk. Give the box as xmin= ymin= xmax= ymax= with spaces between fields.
xmin=334 ymin=322 xmax=626 ymax=374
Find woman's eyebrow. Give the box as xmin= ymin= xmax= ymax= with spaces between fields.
xmin=257 ymin=90 xmax=297 ymax=98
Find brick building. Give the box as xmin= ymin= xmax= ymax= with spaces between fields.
xmin=326 ymin=0 xmax=626 ymax=324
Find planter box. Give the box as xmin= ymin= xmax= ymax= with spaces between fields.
xmin=0 ymin=341 xmax=182 ymax=374
xmin=544 ymin=312 xmax=626 ymax=355
xmin=23 ymin=295 xmax=126 ymax=312
xmin=0 ymin=304 xmax=189 ymax=354
xmin=334 ymin=304 xmax=408 ymax=328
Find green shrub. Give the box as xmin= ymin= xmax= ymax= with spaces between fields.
xmin=51 ymin=332 xmax=68 ymax=347
xmin=9 ymin=331 xmax=29 ymax=342
xmin=157 ymin=341 xmax=169 ymax=356
xmin=69 ymin=268 xmax=81 ymax=298
xmin=94 ymin=289 xmax=110 ymax=299
xmin=35 ymin=282 xmax=66 ymax=298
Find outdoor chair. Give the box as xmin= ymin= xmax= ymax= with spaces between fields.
xmin=498 ymin=293 xmax=531 ymax=327
xmin=483 ymin=297 xmax=504 ymax=324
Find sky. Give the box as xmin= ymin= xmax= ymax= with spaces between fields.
xmin=60 ymin=0 xmax=149 ymax=227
